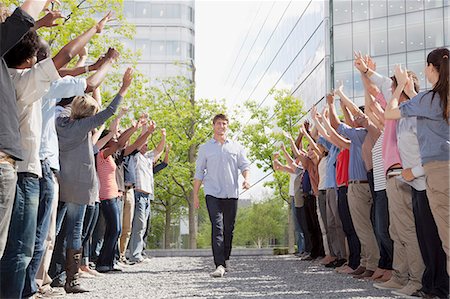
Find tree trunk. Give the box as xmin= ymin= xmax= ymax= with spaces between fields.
xmin=164 ymin=205 xmax=172 ymax=249
xmin=288 ymin=200 xmax=295 ymax=254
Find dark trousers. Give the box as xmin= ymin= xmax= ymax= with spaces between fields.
xmin=412 ymin=188 xmax=449 ymax=298
xmin=97 ymin=198 xmax=121 ymax=268
xmin=303 ymin=194 xmax=324 ymax=258
xmin=49 ymin=202 xmax=67 ymax=285
xmin=296 ymin=206 xmax=312 ymax=253
xmin=373 ymin=190 xmax=393 ymax=269
xmin=206 ymin=195 xmax=238 ymax=267
xmin=368 ymin=170 xmax=393 ymax=269
xmin=337 ymin=186 xmax=361 ymax=269
xmin=82 ymin=202 xmax=100 ymax=260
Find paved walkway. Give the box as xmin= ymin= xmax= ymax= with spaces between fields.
xmin=67 ymin=255 xmax=397 ymax=299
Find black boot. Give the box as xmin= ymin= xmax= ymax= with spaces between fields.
xmin=64 ymin=248 xmax=89 ymax=293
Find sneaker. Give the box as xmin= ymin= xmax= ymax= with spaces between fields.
xmin=225 ymin=260 xmax=230 ymax=272
xmin=391 ymin=283 xmax=420 ymax=297
xmin=299 ymin=254 xmax=314 ymax=261
xmin=36 ymin=285 xmax=65 ymax=298
xmin=210 ymin=265 xmax=226 ymax=278
xmin=373 ymin=279 xmax=405 ymax=290
xmin=353 ymin=269 xmax=374 ymax=279
xmin=78 ymin=269 xmax=95 ymax=279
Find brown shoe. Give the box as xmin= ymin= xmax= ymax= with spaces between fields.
xmin=353 ymin=269 xmax=374 ymax=279
xmin=349 ymin=266 xmax=366 ymax=276
xmin=375 ymin=269 xmax=392 ymax=282
xmin=64 ymin=248 xmax=89 ymax=294
xmin=364 ymin=267 xmax=385 ymax=280
xmin=320 ymin=255 xmax=336 ymax=265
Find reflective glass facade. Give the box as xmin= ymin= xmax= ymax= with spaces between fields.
xmin=122 ymin=0 xmax=195 ymax=84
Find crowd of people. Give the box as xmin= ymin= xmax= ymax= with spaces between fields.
xmin=0 ymin=1 xmax=449 ymax=299
xmin=273 ymin=48 xmax=449 ymax=299
xmin=0 ymin=1 xmax=172 ymax=298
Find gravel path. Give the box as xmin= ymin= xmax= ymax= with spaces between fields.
xmin=66 ymin=255 xmax=398 ymax=299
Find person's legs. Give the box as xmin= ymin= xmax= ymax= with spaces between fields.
xmin=0 ymin=161 xmax=17 ymax=259
xmin=412 ymin=188 xmax=449 ymax=298
xmin=64 ymin=202 xmax=88 ymax=293
xmin=326 ymin=188 xmax=347 ymax=260
xmin=317 ymin=190 xmax=331 ymax=257
xmin=36 ymin=175 xmax=59 ymax=289
xmin=337 ymin=186 xmax=361 ymax=270
xmin=0 ymin=173 xmax=39 ymax=298
xmin=347 ymin=183 xmax=380 ymax=272
xmin=221 ymin=199 xmax=238 ymax=262
xmin=90 ymin=205 xmax=105 ymax=263
xmin=291 ymin=197 xmax=304 ymax=253
xmin=49 ymin=202 xmax=67 ymax=287
xmin=206 ymin=195 xmax=225 ymax=267
xmin=97 ymin=198 xmax=121 ymax=269
xmin=373 ymin=190 xmax=393 ymax=270
xmin=129 ymin=191 xmax=149 ymax=262
xmin=423 ymin=161 xmax=450 ymax=274
xmin=119 ymin=188 xmax=135 ymax=261
xmin=81 ymin=203 xmax=98 ymax=266
xmin=304 ymin=194 xmax=324 ymax=258
xmin=23 ymin=160 xmax=55 ymax=297
xmin=297 ymin=204 xmax=311 ymax=254
xmin=386 ymin=177 xmax=424 ymax=291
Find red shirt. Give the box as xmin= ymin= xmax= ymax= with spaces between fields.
xmin=336 ymin=149 xmax=349 ymax=187
xmin=96 ymin=150 xmax=119 ymax=200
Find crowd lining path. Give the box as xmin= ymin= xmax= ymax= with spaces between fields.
xmin=67 ymin=255 xmax=398 ymax=299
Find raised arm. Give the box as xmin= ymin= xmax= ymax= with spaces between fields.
xmin=124 ymin=117 xmax=154 ymax=156
xmin=327 ymin=93 xmax=341 ymax=130
xmin=21 ymin=0 xmax=57 ymax=20
xmin=365 ymin=92 xmax=384 ymax=130
xmin=322 ymin=111 xmax=351 ymax=150
xmin=284 ymin=132 xmax=301 ymax=158
xmin=335 ymin=82 xmax=361 ymax=117
xmin=300 ymin=123 xmax=321 ymax=157
xmin=152 ymin=129 xmax=167 ymax=163
xmin=76 ymin=67 xmax=133 ymax=134
xmin=92 ymin=124 xmax=105 ymax=145
xmin=385 ymin=65 xmax=408 ymax=120
xmin=52 ymin=12 xmax=112 ymax=70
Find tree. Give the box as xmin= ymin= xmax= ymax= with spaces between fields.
xmin=136 ymin=76 xmax=228 ymax=249
xmin=238 ymin=89 xmax=306 ymax=252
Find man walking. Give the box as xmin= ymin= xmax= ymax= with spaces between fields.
xmin=193 ymin=114 xmax=250 ymax=278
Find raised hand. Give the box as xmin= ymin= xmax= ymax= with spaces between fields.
xmin=354 ymin=51 xmax=368 ymax=73
xmin=334 ymin=80 xmax=344 ymax=96
xmin=96 ymin=11 xmax=113 ymax=33
xmin=282 ymin=130 xmax=292 ymax=140
xmin=118 ymin=106 xmax=128 ymax=118
xmin=161 ymin=128 xmax=167 ymax=136
xmin=365 ymin=54 xmax=376 ymax=71
xmin=148 ymin=120 xmax=156 ymax=133
xmin=105 ymin=47 xmax=120 ymax=61
xmin=273 ymin=152 xmax=280 ymax=160
xmin=394 ymin=64 xmax=408 ymax=87
xmin=37 ymin=9 xmax=64 ymax=28
xmin=326 ymin=92 xmax=335 ymax=105
xmin=110 ymin=116 xmax=120 ymax=135
xmin=119 ymin=68 xmax=134 ymax=96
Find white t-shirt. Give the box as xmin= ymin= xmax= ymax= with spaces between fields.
xmin=135 ymin=151 xmax=155 ymax=194
xmin=372 ymin=132 xmax=387 ymax=191
xmin=9 ymin=58 xmax=60 ymax=176
xmin=289 ymin=173 xmax=296 ymax=196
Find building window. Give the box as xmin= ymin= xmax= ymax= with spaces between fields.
xmin=151 ymin=41 xmax=165 ymax=56
xmin=370 ymin=18 xmax=388 ymax=56
xmin=425 ymin=9 xmax=444 ymax=48
xmin=123 ymin=1 xmax=134 ymax=18
xmin=369 ymin=0 xmax=387 ymax=19
xmin=407 ymin=51 xmax=427 ymax=89
xmin=151 ymin=4 xmax=165 ymax=18
xmin=425 ymin=0 xmax=443 ymax=9
xmin=388 ymin=14 xmax=406 ymax=54
xmin=444 ymin=5 xmax=450 ymax=46
xmin=334 ymin=23 xmax=353 ymax=61
xmin=135 ymin=2 xmax=151 ymax=18
xmin=388 ymin=0 xmax=405 ymax=15
xmin=352 ymin=0 xmax=369 ymax=22
xmin=334 ymin=61 xmax=354 ymax=97
xmin=353 ymin=20 xmax=369 ymax=55
xmin=166 ymin=41 xmax=181 ymax=56
xmin=136 ymin=39 xmax=150 ymax=60
xmin=406 ymin=11 xmax=425 ymax=52
xmin=333 ymin=0 xmax=351 ymax=25
xmin=166 ymin=4 xmax=181 ymax=18
xmin=388 ymin=53 xmax=406 ymax=75
xmin=406 ymin=0 xmax=424 ymax=13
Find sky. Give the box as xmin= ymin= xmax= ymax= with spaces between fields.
xmin=195 ymin=1 xmax=274 ymax=201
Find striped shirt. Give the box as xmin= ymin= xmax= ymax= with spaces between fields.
xmin=372 ymin=132 xmax=386 ymax=191
xmin=96 ymin=150 xmax=119 ymax=200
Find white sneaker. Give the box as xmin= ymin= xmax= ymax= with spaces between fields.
xmin=210 ymin=265 xmax=226 ymax=278
xmin=225 ymin=260 xmax=230 ymax=272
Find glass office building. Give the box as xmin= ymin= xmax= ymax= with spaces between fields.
xmin=122 ymin=0 xmax=195 ymax=84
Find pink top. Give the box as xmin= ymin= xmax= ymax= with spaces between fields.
xmin=375 ymin=93 xmax=402 ymax=174
xmin=96 ymin=150 xmax=119 ymax=200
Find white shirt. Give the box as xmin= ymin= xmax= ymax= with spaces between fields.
xmin=372 ymin=132 xmax=387 ymax=191
xmin=289 ymin=173 xmax=296 ymax=197
xmin=318 ymin=155 xmax=328 ymax=191
xmin=9 ymin=58 xmax=60 ymax=176
xmin=135 ymin=151 xmax=155 ymax=194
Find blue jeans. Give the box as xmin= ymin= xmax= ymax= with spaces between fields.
xmin=82 ymin=203 xmax=99 ymax=263
xmin=97 ymin=198 xmax=121 ymax=268
xmin=0 ymin=162 xmax=17 ymax=259
xmin=373 ymin=190 xmax=393 ymax=269
xmin=291 ymin=197 xmax=304 ymax=253
xmin=49 ymin=202 xmax=67 ymax=286
xmin=205 ymin=195 xmax=238 ymax=267
xmin=90 ymin=205 xmax=105 ymax=262
xmin=129 ymin=191 xmax=151 ymax=262
xmin=0 ymin=173 xmax=39 ymax=298
xmin=65 ymin=202 xmax=87 ymax=250
xmin=23 ymin=160 xmax=55 ymax=297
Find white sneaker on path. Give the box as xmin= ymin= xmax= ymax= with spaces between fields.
xmin=210 ymin=265 xmax=226 ymax=278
